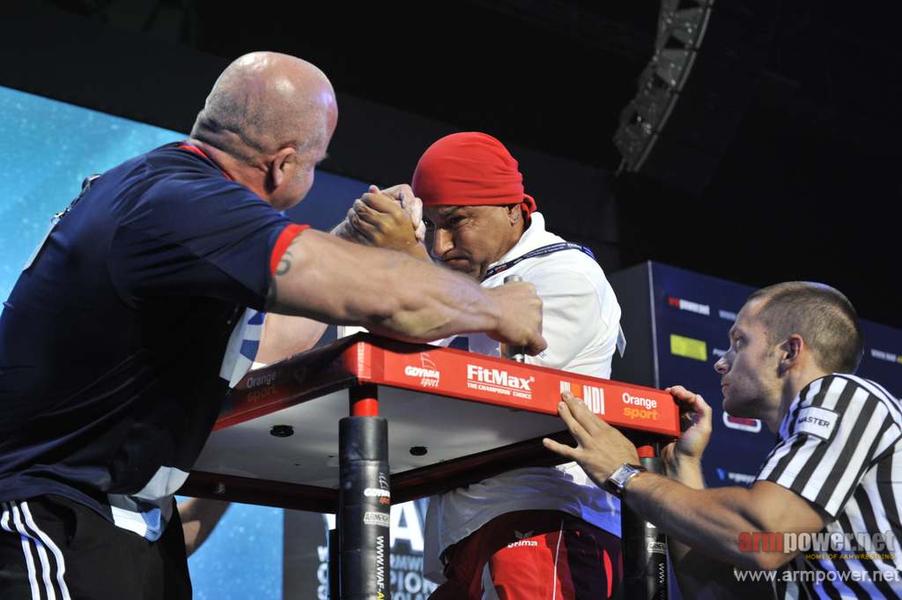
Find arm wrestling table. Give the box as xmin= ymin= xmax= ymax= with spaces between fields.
xmin=182 ymin=333 xmax=680 ymax=599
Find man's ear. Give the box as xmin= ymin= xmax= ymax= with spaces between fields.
xmin=267 ymin=146 xmax=297 ymax=193
xmin=508 ymin=204 xmax=521 ymax=224
xmin=779 ymin=334 xmax=804 ymax=374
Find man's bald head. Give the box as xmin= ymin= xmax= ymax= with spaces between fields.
xmin=191 ymin=52 xmax=337 ymax=164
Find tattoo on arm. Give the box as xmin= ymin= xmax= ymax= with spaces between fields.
xmin=267 ymin=240 xmax=299 ymax=310
xmin=276 ymin=249 xmax=294 ymax=276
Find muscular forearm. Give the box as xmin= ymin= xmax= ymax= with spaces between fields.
xmin=663 ymin=457 xmax=706 ymax=563
xmin=256 ymin=313 xmax=328 ymax=365
xmin=625 ymin=474 xmax=797 ymax=570
xmin=659 ymin=453 xmax=705 ymax=561
xmin=268 ymin=230 xmax=504 ymax=342
xmin=665 ymin=457 xmax=705 ymax=490
xmin=656 ymin=459 xmax=756 ymax=595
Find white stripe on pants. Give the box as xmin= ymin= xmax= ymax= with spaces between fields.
xmin=1 ymin=500 xmax=71 ymax=600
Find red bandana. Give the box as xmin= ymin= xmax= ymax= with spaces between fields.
xmin=411 ymin=132 xmax=537 ymax=214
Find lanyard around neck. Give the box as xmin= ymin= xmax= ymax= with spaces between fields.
xmin=483 ymin=242 xmax=595 ymax=281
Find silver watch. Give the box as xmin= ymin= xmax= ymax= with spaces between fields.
xmin=605 ymin=463 xmax=647 ymax=498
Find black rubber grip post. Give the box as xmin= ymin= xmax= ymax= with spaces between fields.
xmin=338 ymin=416 xmax=391 ymax=600
xmin=329 ymin=527 xmax=339 ymax=599
xmin=622 ymin=453 xmax=669 ymax=599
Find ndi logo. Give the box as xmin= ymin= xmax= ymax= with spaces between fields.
xmin=560 ymin=381 xmax=605 ymax=414
xmin=466 ymin=364 xmax=534 ymax=399
xmin=402 ymin=353 xmax=440 ymax=388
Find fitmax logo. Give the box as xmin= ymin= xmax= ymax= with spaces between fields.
xmin=466 ymin=364 xmax=534 ymax=399
xmin=466 ymin=365 xmax=532 ymax=391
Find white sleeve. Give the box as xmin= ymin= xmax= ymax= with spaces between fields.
xmin=524 ymin=268 xmax=614 ymax=371
xmin=219 ymin=308 xmax=266 ymax=387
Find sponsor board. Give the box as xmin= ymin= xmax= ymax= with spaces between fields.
xmin=375 ymin=344 xmax=680 ymax=435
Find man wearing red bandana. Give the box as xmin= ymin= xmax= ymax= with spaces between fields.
xmin=346 ymin=132 xmax=625 ymax=599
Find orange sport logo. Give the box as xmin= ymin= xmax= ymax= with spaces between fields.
xmin=622 ymin=391 xmax=659 ymax=420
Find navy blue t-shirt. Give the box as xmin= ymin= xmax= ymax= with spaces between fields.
xmin=0 ymin=143 xmax=292 ymax=538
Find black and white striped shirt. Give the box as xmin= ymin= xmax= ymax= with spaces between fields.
xmin=757 ymin=374 xmax=902 ymax=598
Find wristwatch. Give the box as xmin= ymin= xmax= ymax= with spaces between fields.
xmin=605 ymin=463 xmax=647 ymax=498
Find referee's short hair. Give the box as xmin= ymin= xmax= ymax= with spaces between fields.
xmin=748 ymin=282 xmax=863 ymax=374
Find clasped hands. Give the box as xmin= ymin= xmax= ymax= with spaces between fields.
xmin=339 ymin=184 xmax=426 ymax=253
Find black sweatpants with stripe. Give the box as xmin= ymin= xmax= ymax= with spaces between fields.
xmin=0 ymin=495 xmax=191 ymax=600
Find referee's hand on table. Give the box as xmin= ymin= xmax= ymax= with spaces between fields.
xmin=660 ymin=385 xmax=711 ymax=486
xmin=542 ymin=391 xmax=640 ymax=489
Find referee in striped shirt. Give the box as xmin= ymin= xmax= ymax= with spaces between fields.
xmin=545 ymin=281 xmax=902 ymax=598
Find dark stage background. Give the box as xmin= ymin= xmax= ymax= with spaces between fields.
xmin=3 ymin=0 xmax=899 ymax=328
